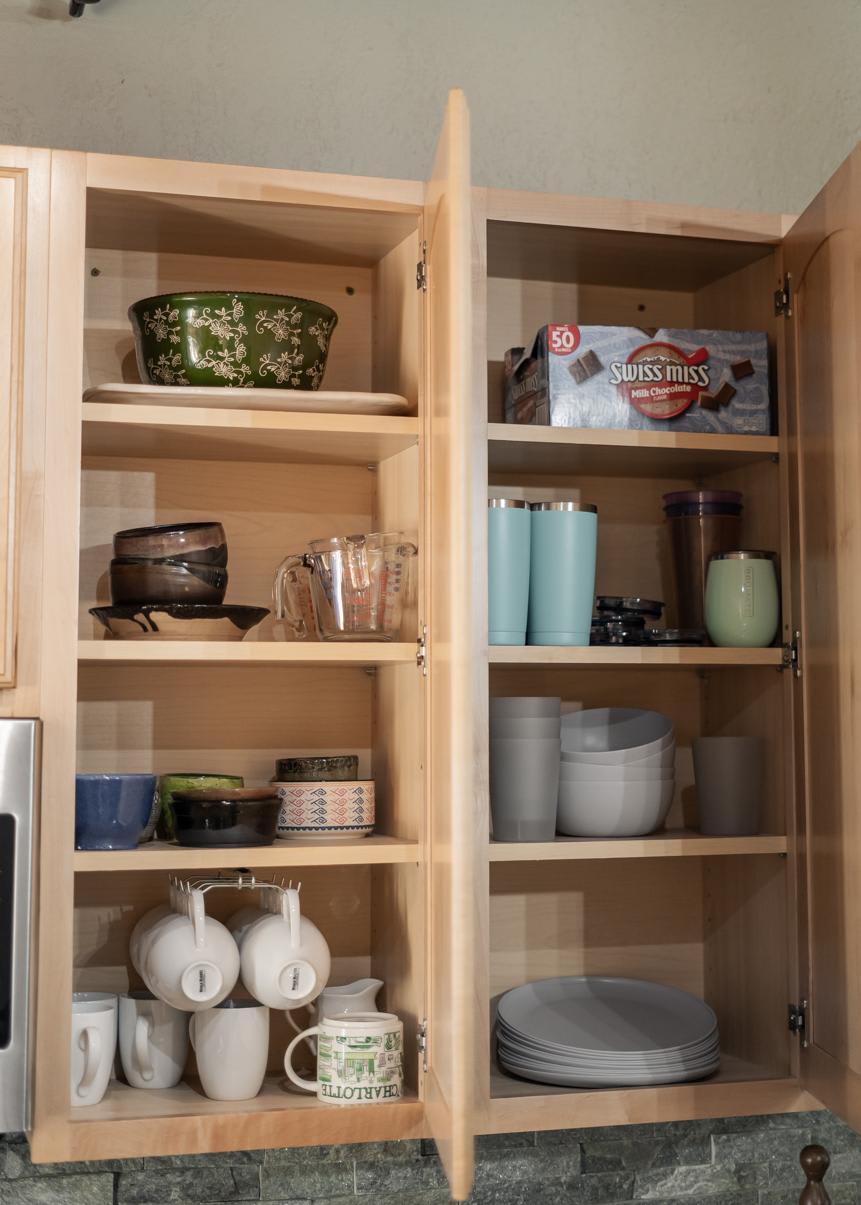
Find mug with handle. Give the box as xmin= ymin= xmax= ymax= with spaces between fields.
xmin=118 ymin=990 xmax=189 ymax=1089
xmin=145 ymin=888 xmax=239 ymax=1011
xmin=189 ymin=998 xmax=269 ymax=1101
xmin=238 ymin=886 xmax=330 ymax=1010
xmin=70 ymin=993 xmax=118 ymax=1107
xmin=284 ymin=1011 xmax=403 ymax=1105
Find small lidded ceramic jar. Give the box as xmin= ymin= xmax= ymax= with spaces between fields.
xmin=705 ymin=551 xmax=779 ymax=648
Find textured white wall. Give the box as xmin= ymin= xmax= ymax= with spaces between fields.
xmin=1 ymin=0 xmax=859 ymax=213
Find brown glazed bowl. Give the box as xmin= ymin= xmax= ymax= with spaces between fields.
xmin=109 ymin=558 xmax=228 ymax=606
xmin=113 ymin=522 xmax=227 ymax=566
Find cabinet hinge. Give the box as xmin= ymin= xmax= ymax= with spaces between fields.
xmin=416 ymin=242 xmax=428 ymax=291
xmin=774 ymin=274 xmax=792 ymax=318
xmin=789 ymin=1000 xmax=808 ymax=1046
xmin=780 ymin=631 xmax=801 ymax=677
xmin=417 ymin=1018 xmax=429 ymax=1071
xmin=416 ymin=624 xmax=428 ymax=675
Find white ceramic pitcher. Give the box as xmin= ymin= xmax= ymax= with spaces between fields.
xmin=286 ymin=977 xmax=383 ymax=1051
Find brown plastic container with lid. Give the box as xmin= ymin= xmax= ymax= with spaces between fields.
xmin=662 ymin=490 xmax=743 ymax=631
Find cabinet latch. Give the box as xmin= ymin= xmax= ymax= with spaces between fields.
xmin=774 ymin=274 xmax=792 ymax=318
xmin=416 ymin=625 xmax=428 ymax=675
xmin=780 ymin=631 xmax=801 ymax=677
xmin=416 ymin=242 xmax=428 ymax=292
xmin=417 ymin=1018 xmax=429 ymax=1071
xmin=789 ymin=1000 xmax=808 ymax=1046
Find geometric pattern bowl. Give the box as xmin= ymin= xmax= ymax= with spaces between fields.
xmin=275 ymin=780 xmax=375 ymax=841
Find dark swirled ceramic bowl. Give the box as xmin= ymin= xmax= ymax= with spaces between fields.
xmin=128 ymin=292 xmax=338 ymax=390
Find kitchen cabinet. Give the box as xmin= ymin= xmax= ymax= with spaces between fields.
xmin=10 ymin=91 xmax=861 ymax=1202
xmin=0 ymin=148 xmax=51 ymax=694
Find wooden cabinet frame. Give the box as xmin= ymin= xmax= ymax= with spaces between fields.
xmin=3 ymin=101 xmax=859 ymax=1202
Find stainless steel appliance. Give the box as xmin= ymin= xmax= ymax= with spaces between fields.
xmin=0 ymin=719 xmax=40 ymax=1131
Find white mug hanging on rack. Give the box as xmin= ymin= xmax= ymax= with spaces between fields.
xmin=229 ymin=884 xmax=331 ymax=1010
xmin=129 ymin=881 xmax=239 ymax=1011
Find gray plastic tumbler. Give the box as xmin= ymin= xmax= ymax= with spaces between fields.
xmin=692 ymin=736 xmax=764 ymax=835
xmin=490 ymin=736 xmax=560 ymax=842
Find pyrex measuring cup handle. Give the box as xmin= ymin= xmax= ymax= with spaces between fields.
xmin=274 ymin=554 xmax=310 ymax=637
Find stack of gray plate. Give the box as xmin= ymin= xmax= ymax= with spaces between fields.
xmin=496 ymin=976 xmax=720 ymax=1087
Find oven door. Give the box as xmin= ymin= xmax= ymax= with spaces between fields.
xmin=0 ymin=719 xmax=40 ymax=1132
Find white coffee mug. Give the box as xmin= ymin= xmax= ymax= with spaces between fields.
xmin=70 ymin=993 xmax=118 ymax=1107
xmin=129 ymin=904 xmax=171 ymax=978
xmin=189 ymin=999 xmax=269 ymax=1101
xmin=284 ymin=1012 xmax=403 ymax=1105
xmin=144 ymin=890 xmax=239 ymax=1011
xmin=236 ymin=887 xmax=330 ymax=1010
xmin=118 ymin=990 xmax=189 ymax=1089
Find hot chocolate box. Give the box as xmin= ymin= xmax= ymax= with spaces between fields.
xmin=504 ymin=325 xmax=771 ymax=435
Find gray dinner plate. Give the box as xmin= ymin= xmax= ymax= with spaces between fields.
xmin=497 ymin=977 xmax=717 ymax=1055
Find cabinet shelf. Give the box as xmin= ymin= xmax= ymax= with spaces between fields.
xmin=81 ymin=395 xmax=419 ymax=466
xmin=488 ymin=831 xmax=787 ymax=862
xmin=484 ymin=1056 xmax=813 ymax=1135
xmin=487 ymin=422 xmax=779 ymax=479
xmin=63 ymin=1079 xmax=422 ymax=1161
xmin=78 ymin=640 xmax=416 ymax=667
xmin=74 ymin=836 xmax=420 ymax=872
xmin=489 ymin=646 xmax=783 ymax=668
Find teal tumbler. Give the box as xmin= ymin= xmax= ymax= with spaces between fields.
xmin=527 ymin=502 xmax=598 ymax=646
xmin=488 ymin=499 xmax=531 ymax=645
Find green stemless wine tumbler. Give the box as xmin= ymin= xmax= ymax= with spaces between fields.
xmin=705 ymin=551 xmax=779 ymax=647
xmin=527 ymin=502 xmax=598 ymax=647
xmin=488 ymin=499 xmax=531 ymax=645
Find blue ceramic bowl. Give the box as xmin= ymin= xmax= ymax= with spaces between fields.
xmin=75 ymin=774 xmax=158 ymax=851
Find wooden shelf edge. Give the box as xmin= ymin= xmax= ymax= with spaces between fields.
xmin=480 ymin=1073 xmax=819 ymax=1135
xmin=77 ymin=640 xmax=416 ymax=667
xmin=74 ymin=836 xmax=421 ymax=872
xmin=486 ymin=423 xmax=779 ymax=479
xmin=487 ymin=423 xmax=779 ymax=458
xmin=82 ymin=399 xmax=419 ymax=437
xmin=32 ymin=1088 xmax=424 ymax=1162
xmin=488 ymin=646 xmax=783 ymax=668
xmin=488 ymin=831 xmax=788 ymax=862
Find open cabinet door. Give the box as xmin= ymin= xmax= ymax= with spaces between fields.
xmin=785 ymin=144 xmax=861 ymax=1121
xmin=423 ymin=88 xmax=477 ymax=1200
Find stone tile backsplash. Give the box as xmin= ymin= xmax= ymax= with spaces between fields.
xmin=1 ymin=1111 xmax=859 ymax=1204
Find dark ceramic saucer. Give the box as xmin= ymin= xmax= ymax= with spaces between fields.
xmin=90 ymin=604 xmax=268 ymax=641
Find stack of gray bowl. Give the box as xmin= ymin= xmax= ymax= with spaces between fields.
xmin=489 ymin=698 xmax=560 ymax=842
xmin=559 ymin=708 xmax=675 ymax=837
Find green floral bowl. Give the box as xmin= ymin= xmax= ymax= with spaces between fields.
xmin=128 ymin=292 xmax=338 ymax=389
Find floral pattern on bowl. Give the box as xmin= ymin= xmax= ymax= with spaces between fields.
xmin=129 ymin=292 xmax=338 ymax=390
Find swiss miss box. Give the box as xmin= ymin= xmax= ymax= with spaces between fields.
xmin=504 ymin=325 xmax=771 ymax=435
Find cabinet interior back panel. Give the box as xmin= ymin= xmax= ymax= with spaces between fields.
xmin=79 ymin=456 xmax=375 ymax=641
xmin=76 ymin=663 xmax=373 ymax=785
xmin=489 ymin=860 xmax=705 ymax=999
xmin=83 ymin=248 xmax=373 ymax=393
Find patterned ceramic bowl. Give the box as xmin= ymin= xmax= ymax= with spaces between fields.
xmin=128 ymin=292 xmax=338 ymax=390
xmin=275 ymin=781 xmax=375 ymax=842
